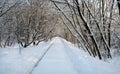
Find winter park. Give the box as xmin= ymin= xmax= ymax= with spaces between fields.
xmin=0 ymin=0 xmax=120 ymax=74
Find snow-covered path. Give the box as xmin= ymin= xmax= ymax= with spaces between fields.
xmin=0 ymin=37 xmax=120 ymax=74
xmin=31 ymin=38 xmax=79 ymax=74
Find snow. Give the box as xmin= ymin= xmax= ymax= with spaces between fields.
xmin=0 ymin=37 xmax=120 ymax=74
xmin=0 ymin=41 xmax=51 ymax=74
xmin=32 ymin=37 xmax=78 ymax=74
xmin=63 ymin=39 xmax=120 ymax=74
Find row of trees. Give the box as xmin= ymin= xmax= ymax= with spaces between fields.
xmin=50 ymin=0 xmax=120 ymax=59
xmin=0 ymin=0 xmax=58 ymax=48
xmin=0 ymin=0 xmax=120 ymax=59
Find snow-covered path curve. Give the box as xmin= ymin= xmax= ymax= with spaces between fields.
xmin=31 ymin=37 xmax=79 ymax=74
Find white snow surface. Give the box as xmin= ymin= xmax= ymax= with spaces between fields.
xmin=0 ymin=37 xmax=120 ymax=74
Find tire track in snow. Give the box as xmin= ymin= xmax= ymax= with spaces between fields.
xmin=31 ymin=37 xmax=79 ymax=74
xmin=28 ymin=39 xmax=55 ymax=74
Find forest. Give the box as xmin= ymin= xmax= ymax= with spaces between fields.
xmin=0 ymin=0 xmax=120 ymax=60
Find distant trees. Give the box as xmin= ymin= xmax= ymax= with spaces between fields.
xmin=0 ymin=0 xmax=20 ymax=47
xmin=14 ymin=0 xmax=49 ymax=47
xmin=0 ymin=0 xmax=57 ymax=48
xmin=13 ymin=0 xmax=58 ymax=47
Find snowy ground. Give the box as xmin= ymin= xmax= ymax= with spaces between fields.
xmin=0 ymin=37 xmax=120 ymax=74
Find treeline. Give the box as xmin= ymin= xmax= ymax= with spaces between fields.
xmin=0 ymin=0 xmax=120 ymax=60
xmin=0 ymin=0 xmax=57 ymax=48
